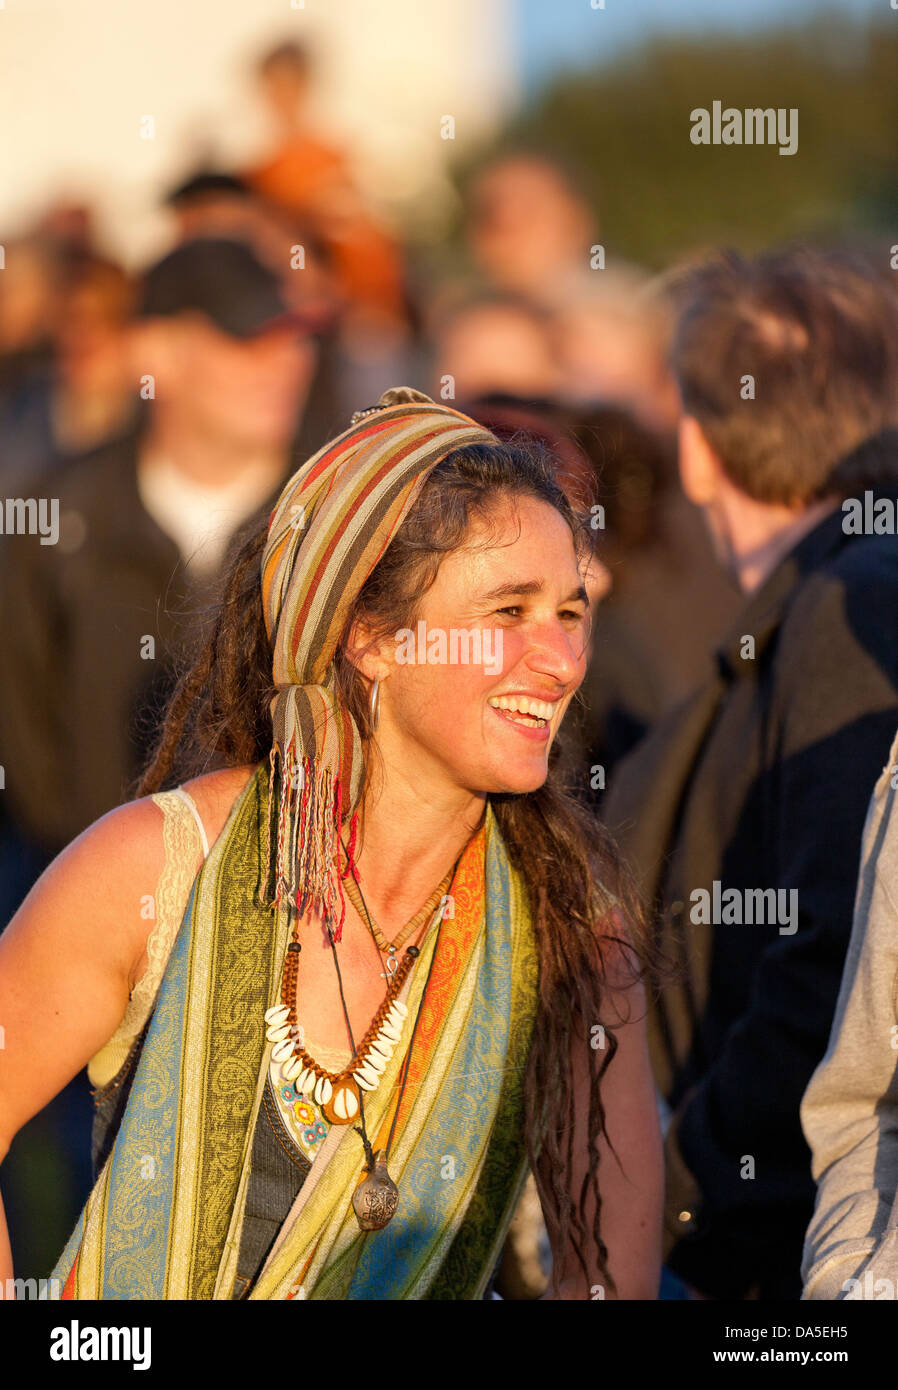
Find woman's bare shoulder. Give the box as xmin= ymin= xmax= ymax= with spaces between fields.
xmin=1 ymin=765 xmax=260 ymax=992
xmin=14 ymin=765 xmax=259 ymax=932
xmin=0 ymin=796 xmax=175 ymax=1088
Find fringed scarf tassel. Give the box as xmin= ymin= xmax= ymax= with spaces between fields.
xmin=261 ymin=732 xmax=356 ymax=941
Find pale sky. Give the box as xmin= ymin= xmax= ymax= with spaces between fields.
xmin=515 ymin=0 xmax=883 ymax=92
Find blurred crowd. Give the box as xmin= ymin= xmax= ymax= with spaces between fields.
xmin=6 ymin=34 xmax=898 ymax=1305
xmin=0 ymin=38 xmax=735 ymax=887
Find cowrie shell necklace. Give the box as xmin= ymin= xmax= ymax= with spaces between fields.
xmin=263 ymin=847 xmax=454 ymax=1150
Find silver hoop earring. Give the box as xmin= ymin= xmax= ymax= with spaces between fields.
xmin=368 ymin=676 xmax=380 ymax=731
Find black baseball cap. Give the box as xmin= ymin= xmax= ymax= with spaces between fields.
xmin=137 ymin=237 xmax=303 ymax=339
xmin=165 ymin=170 xmax=252 ymax=207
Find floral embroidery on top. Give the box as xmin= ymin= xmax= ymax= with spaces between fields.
xmin=269 ymin=1058 xmax=331 ymax=1160
xmin=268 ymin=1035 xmax=354 ymax=1161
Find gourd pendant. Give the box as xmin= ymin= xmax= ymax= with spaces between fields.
xmin=352 ymin=1149 xmax=400 ymax=1231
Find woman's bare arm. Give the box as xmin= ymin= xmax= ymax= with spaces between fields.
xmin=0 ymin=764 xmax=258 ymax=1289
xmin=0 ymin=797 xmax=169 ymax=1281
xmin=541 ymin=933 xmax=664 ymax=1300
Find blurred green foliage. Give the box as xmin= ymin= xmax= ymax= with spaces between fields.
xmin=457 ymin=12 xmax=898 ymax=266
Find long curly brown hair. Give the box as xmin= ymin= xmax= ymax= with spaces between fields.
xmin=133 ymin=438 xmax=657 ymax=1296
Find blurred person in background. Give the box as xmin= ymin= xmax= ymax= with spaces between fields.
xmin=0 ymin=236 xmax=319 ymax=870
xmin=163 ymin=166 xmax=341 ymax=332
xmin=0 ymin=237 xmax=63 ymax=422
xmin=29 ymin=200 xmax=98 ymax=263
xmin=161 ymin=165 xmax=345 ymax=441
xmin=452 ymin=151 xmax=684 ymax=441
xmin=432 ymin=294 xmax=561 ymax=403
xmin=0 ymin=238 xmax=140 ymax=1041
xmin=0 ymin=236 xmax=318 ymax=1281
xmin=0 ymin=251 xmax=138 ymax=491
xmin=552 ymin=263 xmax=682 ymax=437
xmin=244 ymin=37 xmax=412 ymax=411
xmin=464 ymin=151 xmax=597 ymax=311
xmin=603 ymin=246 xmax=898 ymax=1300
xmin=165 ymin=169 xmax=265 ymax=245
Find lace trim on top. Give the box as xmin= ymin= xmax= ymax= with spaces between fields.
xmin=86 ymin=790 xmax=204 ymax=1087
xmin=131 ymin=790 xmax=205 ymax=1019
xmin=171 ymin=785 xmax=209 ymax=856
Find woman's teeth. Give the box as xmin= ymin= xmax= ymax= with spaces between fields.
xmin=487 ymin=695 xmax=553 ymax=727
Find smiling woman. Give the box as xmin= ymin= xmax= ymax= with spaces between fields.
xmin=0 ymin=388 xmax=663 ymax=1301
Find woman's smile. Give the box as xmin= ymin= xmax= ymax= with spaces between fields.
xmin=486 ymin=691 xmax=561 ymax=740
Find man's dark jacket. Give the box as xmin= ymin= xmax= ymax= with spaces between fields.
xmin=0 ymin=430 xmax=281 ymax=855
xmin=602 ymin=487 xmax=898 ymax=1299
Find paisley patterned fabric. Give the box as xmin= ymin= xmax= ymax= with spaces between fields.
xmin=51 ymin=761 xmax=540 ymax=1300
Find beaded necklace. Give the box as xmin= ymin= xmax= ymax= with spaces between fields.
xmin=264 ymin=844 xmax=458 ymax=1230
xmin=340 ymin=841 xmax=453 ymax=981
xmin=263 ymin=854 xmax=454 ymax=1129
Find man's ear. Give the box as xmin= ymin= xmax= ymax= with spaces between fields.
xmin=678 ymin=415 xmax=724 ymax=506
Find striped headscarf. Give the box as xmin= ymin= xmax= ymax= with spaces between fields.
xmin=260 ymin=386 xmax=498 ymax=939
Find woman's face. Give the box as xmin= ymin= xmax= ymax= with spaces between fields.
xmin=372 ymin=494 xmax=590 ymax=798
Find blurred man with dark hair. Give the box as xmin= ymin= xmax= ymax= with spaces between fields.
xmin=603 ymin=246 xmax=898 ymax=1299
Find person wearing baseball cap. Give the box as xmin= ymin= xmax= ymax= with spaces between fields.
xmin=137 ymin=235 xmax=308 ymax=340
xmin=0 ymin=236 xmax=320 ymax=860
